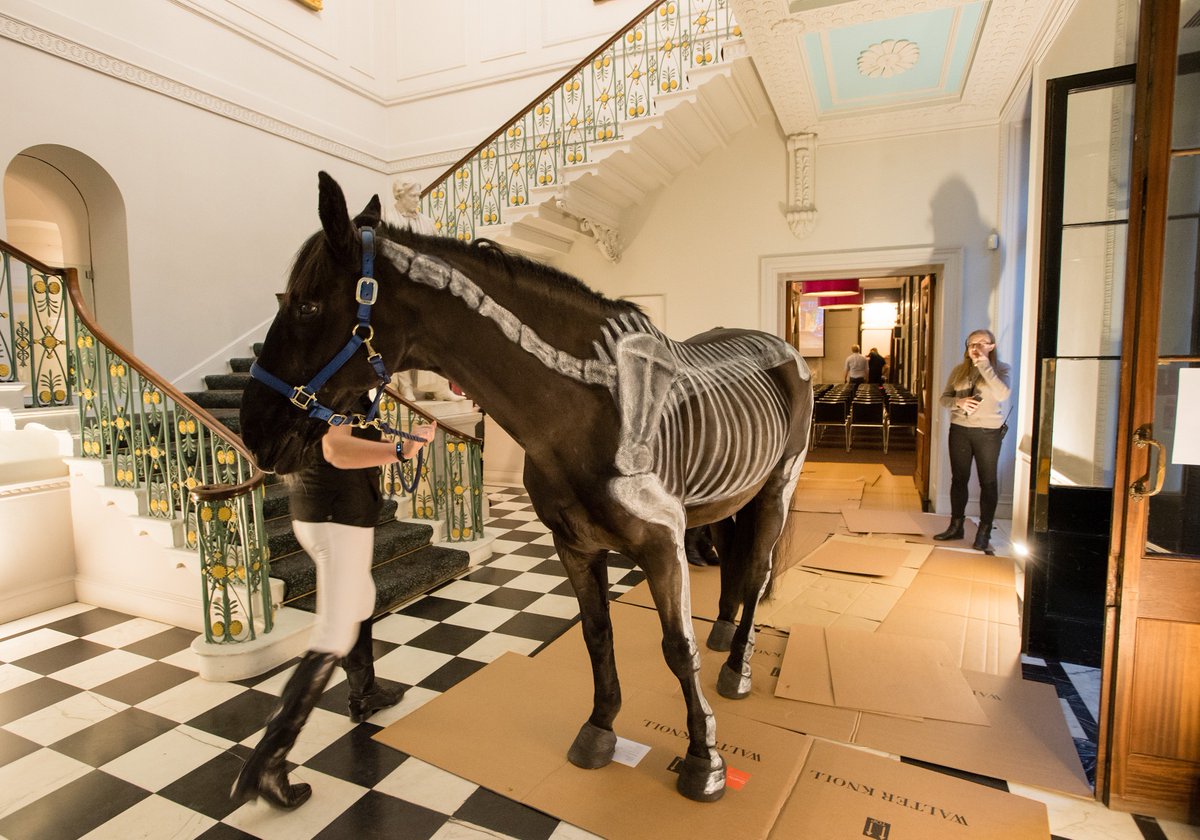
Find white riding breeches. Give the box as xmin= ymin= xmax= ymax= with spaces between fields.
xmin=291 ymin=520 xmax=377 ymax=657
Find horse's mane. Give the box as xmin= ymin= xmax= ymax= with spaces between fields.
xmin=378 ymin=221 xmax=640 ymax=317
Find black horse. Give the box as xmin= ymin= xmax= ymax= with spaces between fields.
xmin=240 ymin=173 xmax=813 ymax=801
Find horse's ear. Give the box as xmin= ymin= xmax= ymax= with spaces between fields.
xmin=353 ymin=194 xmax=382 ymax=228
xmin=317 ymin=171 xmax=356 ymax=261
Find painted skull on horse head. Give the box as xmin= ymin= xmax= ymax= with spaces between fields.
xmin=240 ymin=173 xmax=814 ymax=801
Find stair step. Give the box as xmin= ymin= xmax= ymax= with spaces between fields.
xmin=263 ymin=482 xmax=290 ymax=520
xmin=229 ymin=357 xmax=255 ymax=373
xmin=204 ymin=372 xmax=252 ymax=390
xmin=286 ymin=543 xmax=470 ymax=615
xmin=265 ymin=499 xmax=403 ymax=558
xmin=204 ymin=407 xmax=240 ymax=434
xmin=252 ymin=342 xmax=264 ymax=356
xmin=269 ymin=519 xmax=436 ymax=601
xmin=185 ymin=389 xmax=243 ymax=409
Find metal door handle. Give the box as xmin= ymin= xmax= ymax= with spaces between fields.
xmin=1129 ymin=426 xmax=1167 ymax=501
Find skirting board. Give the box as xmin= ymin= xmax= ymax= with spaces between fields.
xmin=0 ymin=575 xmax=76 ymax=626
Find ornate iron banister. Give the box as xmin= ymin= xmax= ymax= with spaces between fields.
xmin=0 ymin=240 xmax=72 ymax=408
xmin=378 ymin=384 xmax=485 ymax=543
xmin=420 ymin=0 xmax=739 ymax=241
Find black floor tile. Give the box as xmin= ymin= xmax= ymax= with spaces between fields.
xmin=483 ymin=518 xmax=528 ymax=530
xmin=526 ymin=558 xmax=567 ymax=577
xmin=475 ymin=588 xmax=544 ymax=611
xmin=196 ymin=822 xmax=260 ymax=840
xmin=407 ymin=623 xmax=488 ymax=656
xmin=11 ymin=638 xmax=112 ymax=675
xmin=184 ymin=689 xmax=279 ymax=743
xmin=121 ymin=626 xmax=198 ymax=660
xmin=417 ymin=657 xmax=488 ymax=693
xmin=314 ymin=789 xmax=445 ymax=840
xmin=230 ymin=657 xmax=298 ymax=689
xmin=306 ymin=726 xmax=409 ymax=789
xmin=158 ymin=749 xmax=255 ymax=820
xmin=454 ymin=786 xmax=558 ymax=840
xmin=43 ymin=608 xmax=135 ymax=638
xmin=92 ymin=661 xmax=196 ymax=706
xmin=495 ymin=612 xmax=575 ymax=643
xmin=396 ymin=596 xmax=474 ymax=622
xmin=550 ymin=579 xmax=581 ymax=598
xmin=511 ymin=543 xmax=559 ymax=559
xmin=0 ymin=728 xmax=39 ymax=768
xmin=51 ymin=707 xmax=177 ymax=768
xmin=497 ymin=529 xmax=545 ymax=544
xmin=0 ymin=769 xmax=150 ymax=840
xmin=0 ymin=677 xmax=79 ymax=725
xmin=460 ymin=566 xmax=522 ymax=586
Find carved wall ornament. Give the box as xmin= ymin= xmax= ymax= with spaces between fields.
xmin=857 ymin=39 xmax=920 ymax=78
xmin=785 ymin=133 xmax=818 ymax=238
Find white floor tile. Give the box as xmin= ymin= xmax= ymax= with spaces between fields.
xmin=0 ymin=627 xmax=76 ymax=661
xmin=0 ymin=604 xmax=91 ymax=643
xmin=4 ymin=690 xmax=127 ymax=745
xmin=135 ymin=675 xmax=246 ymax=723
xmin=373 ymin=646 xmax=453 ymax=685
xmin=432 ymin=819 xmax=521 ymax=840
xmin=504 ymin=572 xmax=567 ymax=593
xmin=1063 ymin=664 xmax=1102 ymax=722
xmin=550 ymin=821 xmax=606 ymax=840
xmin=505 ymin=510 xmax=542 ymax=522
xmin=458 ymin=633 xmax=542 ymax=663
xmin=50 ymin=649 xmax=157 ymax=689
xmin=443 ymin=603 xmax=518 ymax=632
xmin=1008 ymin=784 xmax=1144 ymax=840
xmin=273 ymin=706 xmax=356 ymax=765
xmin=532 ymin=533 xmax=557 ymax=546
xmin=83 ymin=617 xmax=173 ymax=649
xmin=487 ymin=554 xmax=544 ymax=572
xmin=1161 ymin=819 xmax=1200 ymax=839
xmin=486 ymin=539 xmax=526 ymax=556
xmin=434 ymin=579 xmax=499 ymax=603
xmin=80 ymin=793 xmax=216 ymax=839
xmin=159 ymin=647 xmax=201 ymax=673
xmin=363 ymin=686 xmax=441 ymax=727
xmin=375 ymin=757 xmax=478 ymax=814
xmin=0 ymin=748 xmax=91 ymax=818
xmin=524 ymin=594 xmax=581 ymax=620
xmin=101 ymin=725 xmax=233 ymax=792
xmin=0 ymin=663 xmax=40 ymax=693
xmin=1060 ymin=697 xmax=1086 ymax=740
xmin=371 ymin=613 xmax=438 ymax=645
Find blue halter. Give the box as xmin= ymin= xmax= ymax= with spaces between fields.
xmin=250 ymin=227 xmax=427 ymax=488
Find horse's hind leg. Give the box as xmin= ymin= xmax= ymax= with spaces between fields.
xmin=553 ymin=537 xmax=621 ymax=770
xmin=706 ymin=516 xmax=741 ymax=652
xmin=718 ymin=453 xmax=804 ymax=700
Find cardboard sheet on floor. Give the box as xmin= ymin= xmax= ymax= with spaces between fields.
xmin=536 ymin=601 xmax=861 ymax=743
xmin=617 ymin=563 xmax=725 ymax=621
xmin=769 ymin=740 xmax=1051 ymax=840
xmin=801 ymin=462 xmax=886 ymax=485
xmin=790 ymin=478 xmax=866 ymax=513
xmin=877 ymin=604 xmax=1021 ymax=676
xmin=894 ymin=573 xmax=1019 ymax=626
xmin=842 ymin=507 xmax=953 ymax=537
xmin=798 ymin=534 xmax=911 ymax=576
xmin=775 ymin=624 xmax=988 ymax=724
xmin=854 ymin=669 xmax=1093 ymax=797
xmin=775 ymin=515 xmax=838 ymax=572
xmin=920 ymin=549 xmax=1017 ymax=587
xmin=375 ymin=652 xmax=815 ymax=840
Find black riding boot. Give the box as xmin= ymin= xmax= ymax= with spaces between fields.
xmin=973 ymin=522 xmax=993 ymax=554
xmin=344 ymin=619 xmax=406 ymax=724
xmin=933 ymin=517 xmax=965 ymax=541
xmin=684 ymin=527 xmax=720 ymax=566
xmin=231 ymin=651 xmax=337 ymax=810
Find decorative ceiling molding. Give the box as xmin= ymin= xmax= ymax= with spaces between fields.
xmin=0 ymin=13 xmax=470 ymax=176
xmin=730 ymin=0 xmax=1065 ymax=143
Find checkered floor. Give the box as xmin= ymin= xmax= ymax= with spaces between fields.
xmin=0 ymin=487 xmax=1194 ymax=840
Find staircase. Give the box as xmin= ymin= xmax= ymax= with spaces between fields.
xmin=184 ymin=344 xmax=470 ymax=619
xmin=421 ymin=2 xmax=770 ymax=263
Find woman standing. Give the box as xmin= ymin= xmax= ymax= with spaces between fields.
xmin=932 ymin=330 xmax=1010 ymax=553
xmin=231 ymin=412 xmax=436 ymax=810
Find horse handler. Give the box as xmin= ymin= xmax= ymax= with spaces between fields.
xmin=231 ymin=414 xmax=436 ymax=810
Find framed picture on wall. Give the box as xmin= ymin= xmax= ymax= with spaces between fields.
xmin=786 ymin=282 xmax=825 ymax=357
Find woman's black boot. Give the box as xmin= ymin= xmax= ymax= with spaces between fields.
xmin=231 ymin=651 xmax=337 ymax=809
xmin=973 ymin=523 xmax=993 ymax=554
xmin=344 ymin=619 xmax=406 ymax=724
xmin=933 ymin=517 xmax=965 ymax=541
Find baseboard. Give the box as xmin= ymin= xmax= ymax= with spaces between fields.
xmin=73 ymin=575 xmax=205 ymax=633
xmin=0 ymin=576 xmax=76 ymax=626
xmin=483 ymin=467 xmax=525 ymax=487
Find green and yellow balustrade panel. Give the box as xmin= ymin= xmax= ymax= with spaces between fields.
xmin=0 ymin=250 xmax=72 ymax=407
xmin=377 ymin=390 xmax=484 ymax=543
xmin=194 ymin=484 xmax=271 ymax=643
xmin=73 ymin=321 xmax=110 ymax=460
xmin=420 ymin=0 xmax=738 ymax=241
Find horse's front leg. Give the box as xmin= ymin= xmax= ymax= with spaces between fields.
xmin=639 ymin=527 xmax=727 ymax=802
xmin=553 ymin=536 xmax=621 ymax=770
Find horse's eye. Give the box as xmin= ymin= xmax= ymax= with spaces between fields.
xmin=296 ymin=302 xmax=319 ymax=318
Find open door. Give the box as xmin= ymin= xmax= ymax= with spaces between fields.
xmin=911 ymin=273 xmax=935 ymax=509
xmin=1100 ymin=0 xmax=1200 ymax=820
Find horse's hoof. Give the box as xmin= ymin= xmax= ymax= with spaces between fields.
xmin=675 ymin=753 xmax=726 ymax=802
xmin=567 ymin=721 xmax=617 ymax=769
xmin=706 ymin=619 xmax=736 ymax=652
xmin=717 ymin=662 xmax=752 ymax=699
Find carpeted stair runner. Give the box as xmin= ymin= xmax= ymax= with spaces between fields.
xmin=184 ymin=345 xmax=470 ymax=616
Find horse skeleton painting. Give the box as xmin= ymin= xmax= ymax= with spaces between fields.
xmin=240 ymin=173 xmax=814 ymax=801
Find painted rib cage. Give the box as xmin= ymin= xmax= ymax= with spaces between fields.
xmin=421 ymin=0 xmax=739 ymax=241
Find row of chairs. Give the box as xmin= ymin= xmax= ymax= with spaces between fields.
xmin=810 ymin=383 xmax=918 ymax=453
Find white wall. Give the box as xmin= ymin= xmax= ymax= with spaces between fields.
xmin=0 ymin=482 xmax=76 ymax=624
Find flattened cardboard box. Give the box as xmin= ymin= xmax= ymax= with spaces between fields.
xmin=375 ymin=652 xmax=815 ymax=840
xmin=878 ymin=603 xmax=1021 ymax=676
xmin=536 ymin=600 xmax=860 ymax=742
xmin=841 ymin=507 xmax=955 ymax=537
xmin=770 ymin=740 xmax=1050 ymax=840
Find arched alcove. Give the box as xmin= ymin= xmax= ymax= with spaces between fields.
xmin=2 ymin=146 xmax=133 ymax=348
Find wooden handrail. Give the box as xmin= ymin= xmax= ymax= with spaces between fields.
xmin=2 ymin=239 xmax=65 ymax=277
xmin=382 ymin=384 xmax=483 ymax=445
xmin=421 ymin=0 xmax=665 ymax=198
